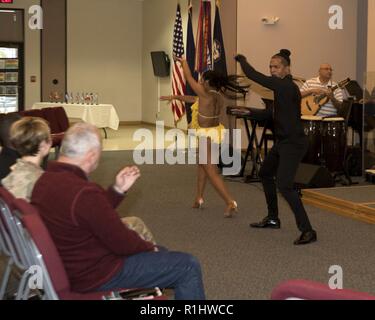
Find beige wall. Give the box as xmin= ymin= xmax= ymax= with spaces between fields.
xmin=67 ymin=0 xmax=142 ymax=122
xmin=368 ymin=0 xmax=375 ymax=71
xmin=142 ymin=0 xmax=189 ymax=129
xmin=237 ymin=0 xmax=358 ymax=108
xmin=220 ymin=0 xmax=237 ymax=75
xmin=0 ymin=0 xmax=41 ymax=109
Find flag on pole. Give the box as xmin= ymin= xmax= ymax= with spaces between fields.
xmin=195 ymin=0 xmax=212 ymax=74
xmin=185 ymin=0 xmax=198 ymax=124
xmin=171 ymin=3 xmax=186 ymax=124
xmin=213 ymin=0 xmax=227 ymax=76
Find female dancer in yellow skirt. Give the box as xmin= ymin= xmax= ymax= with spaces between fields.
xmin=161 ymin=57 xmax=247 ymax=217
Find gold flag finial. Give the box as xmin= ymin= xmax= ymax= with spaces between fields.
xmin=216 ymin=0 xmax=221 ymax=8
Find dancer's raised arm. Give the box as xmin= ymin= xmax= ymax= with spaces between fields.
xmin=175 ymin=57 xmax=209 ymax=98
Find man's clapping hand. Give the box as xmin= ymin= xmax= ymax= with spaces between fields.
xmin=113 ymin=166 xmax=141 ymax=194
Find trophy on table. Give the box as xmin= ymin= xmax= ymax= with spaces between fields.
xmin=65 ymin=93 xmax=70 ymax=104
xmin=49 ymin=91 xmax=58 ymax=103
xmin=80 ymin=92 xmax=85 ymax=104
xmin=66 ymin=92 xmax=74 ymax=104
xmin=84 ymin=92 xmax=91 ymax=105
xmin=53 ymin=91 xmax=61 ymax=103
xmin=49 ymin=92 xmax=54 ymax=103
xmin=89 ymin=93 xmax=94 ymax=105
xmin=75 ymin=92 xmax=80 ymax=104
xmin=94 ymin=93 xmax=99 ymax=105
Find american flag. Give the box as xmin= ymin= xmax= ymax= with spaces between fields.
xmin=171 ymin=3 xmax=186 ymax=124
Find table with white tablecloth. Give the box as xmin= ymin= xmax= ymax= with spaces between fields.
xmin=31 ymin=102 xmax=120 ymax=131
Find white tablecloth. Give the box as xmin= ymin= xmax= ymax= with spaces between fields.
xmin=31 ymin=102 xmax=120 ymax=130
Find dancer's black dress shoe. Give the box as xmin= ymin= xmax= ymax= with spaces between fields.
xmin=294 ymin=230 xmax=317 ymax=245
xmin=250 ymin=217 xmax=281 ymax=229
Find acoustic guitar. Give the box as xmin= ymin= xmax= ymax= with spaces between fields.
xmin=301 ymin=78 xmax=351 ymax=115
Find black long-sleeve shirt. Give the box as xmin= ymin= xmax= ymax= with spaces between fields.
xmin=237 ymin=56 xmax=305 ymax=141
xmin=0 ymin=147 xmax=20 ymax=183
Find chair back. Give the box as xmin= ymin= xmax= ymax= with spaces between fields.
xmin=13 ymin=199 xmax=70 ymax=299
xmin=19 ymin=109 xmax=44 ymax=118
xmin=271 ymin=279 xmax=375 ymax=300
xmin=54 ymin=107 xmax=70 ymax=132
xmin=41 ymin=108 xmax=61 ymax=134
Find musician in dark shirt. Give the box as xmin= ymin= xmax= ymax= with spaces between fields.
xmin=235 ymin=49 xmax=317 ymax=245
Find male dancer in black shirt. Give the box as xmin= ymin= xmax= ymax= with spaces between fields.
xmin=235 ymin=49 xmax=317 ymax=245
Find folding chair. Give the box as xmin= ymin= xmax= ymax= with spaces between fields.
xmin=0 ymin=195 xmax=16 ymax=300
xmin=19 ymin=109 xmax=44 ymax=118
xmin=54 ymin=107 xmax=70 ymax=133
xmin=13 ymin=199 xmax=167 ymax=300
xmin=0 ymin=187 xmax=35 ymax=300
xmin=40 ymin=107 xmax=65 ymax=157
xmin=271 ymin=279 xmax=375 ymax=300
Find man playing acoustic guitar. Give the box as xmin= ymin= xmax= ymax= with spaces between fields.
xmin=300 ymin=64 xmax=344 ymax=117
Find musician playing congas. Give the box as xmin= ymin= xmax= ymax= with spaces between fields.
xmin=235 ymin=49 xmax=317 ymax=245
xmin=300 ymin=64 xmax=344 ymax=117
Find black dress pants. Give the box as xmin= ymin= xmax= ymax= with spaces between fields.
xmin=258 ymin=136 xmax=313 ymax=232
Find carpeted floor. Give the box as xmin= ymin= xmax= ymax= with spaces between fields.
xmin=1 ymin=150 xmax=375 ymax=300
xmin=90 ymin=150 xmax=375 ymax=299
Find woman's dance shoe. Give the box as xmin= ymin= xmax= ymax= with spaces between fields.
xmin=192 ymin=198 xmax=204 ymax=209
xmin=224 ymin=201 xmax=238 ymax=218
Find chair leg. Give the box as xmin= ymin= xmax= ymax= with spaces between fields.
xmin=103 ymin=128 xmax=108 ymax=139
xmin=15 ymin=271 xmax=30 ymax=300
xmin=21 ymin=280 xmax=31 ymax=300
xmin=0 ymin=258 xmax=13 ymax=300
xmin=54 ymin=146 xmax=60 ymax=159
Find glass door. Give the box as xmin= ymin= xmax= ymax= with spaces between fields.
xmin=0 ymin=43 xmax=23 ymax=113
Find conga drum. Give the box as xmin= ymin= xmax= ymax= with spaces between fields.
xmin=301 ymin=115 xmax=323 ymax=165
xmin=322 ymin=117 xmax=346 ymax=172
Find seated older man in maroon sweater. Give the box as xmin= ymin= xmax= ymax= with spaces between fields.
xmin=31 ymin=122 xmax=205 ymax=300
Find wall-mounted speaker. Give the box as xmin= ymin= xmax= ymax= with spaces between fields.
xmin=150 ymin=51 xmax=170 ymax=78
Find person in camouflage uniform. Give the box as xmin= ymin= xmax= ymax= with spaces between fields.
xmin=2 ymin=117 xmax=52 ymax=202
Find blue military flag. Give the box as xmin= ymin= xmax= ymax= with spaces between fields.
xmin=185 ymin=0 xmax=198 ymax=124
xmin=213 ymin=0 xmax=227 ymax=76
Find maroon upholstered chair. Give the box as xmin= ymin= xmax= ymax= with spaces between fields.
xmin=271 ymin=279 xmax=375 ymax=300
xmin=13 ymin=199 xmax=166 ymax=300
xmin=40 ymin=108 xmax=64 ymax=149
xmin=41 ymin=108 xmax=61 ymax=135
xmin=54 ymin=107 xmax=70 ymax=132
xmin=19 ymin=109 xmax=44 ymax=118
